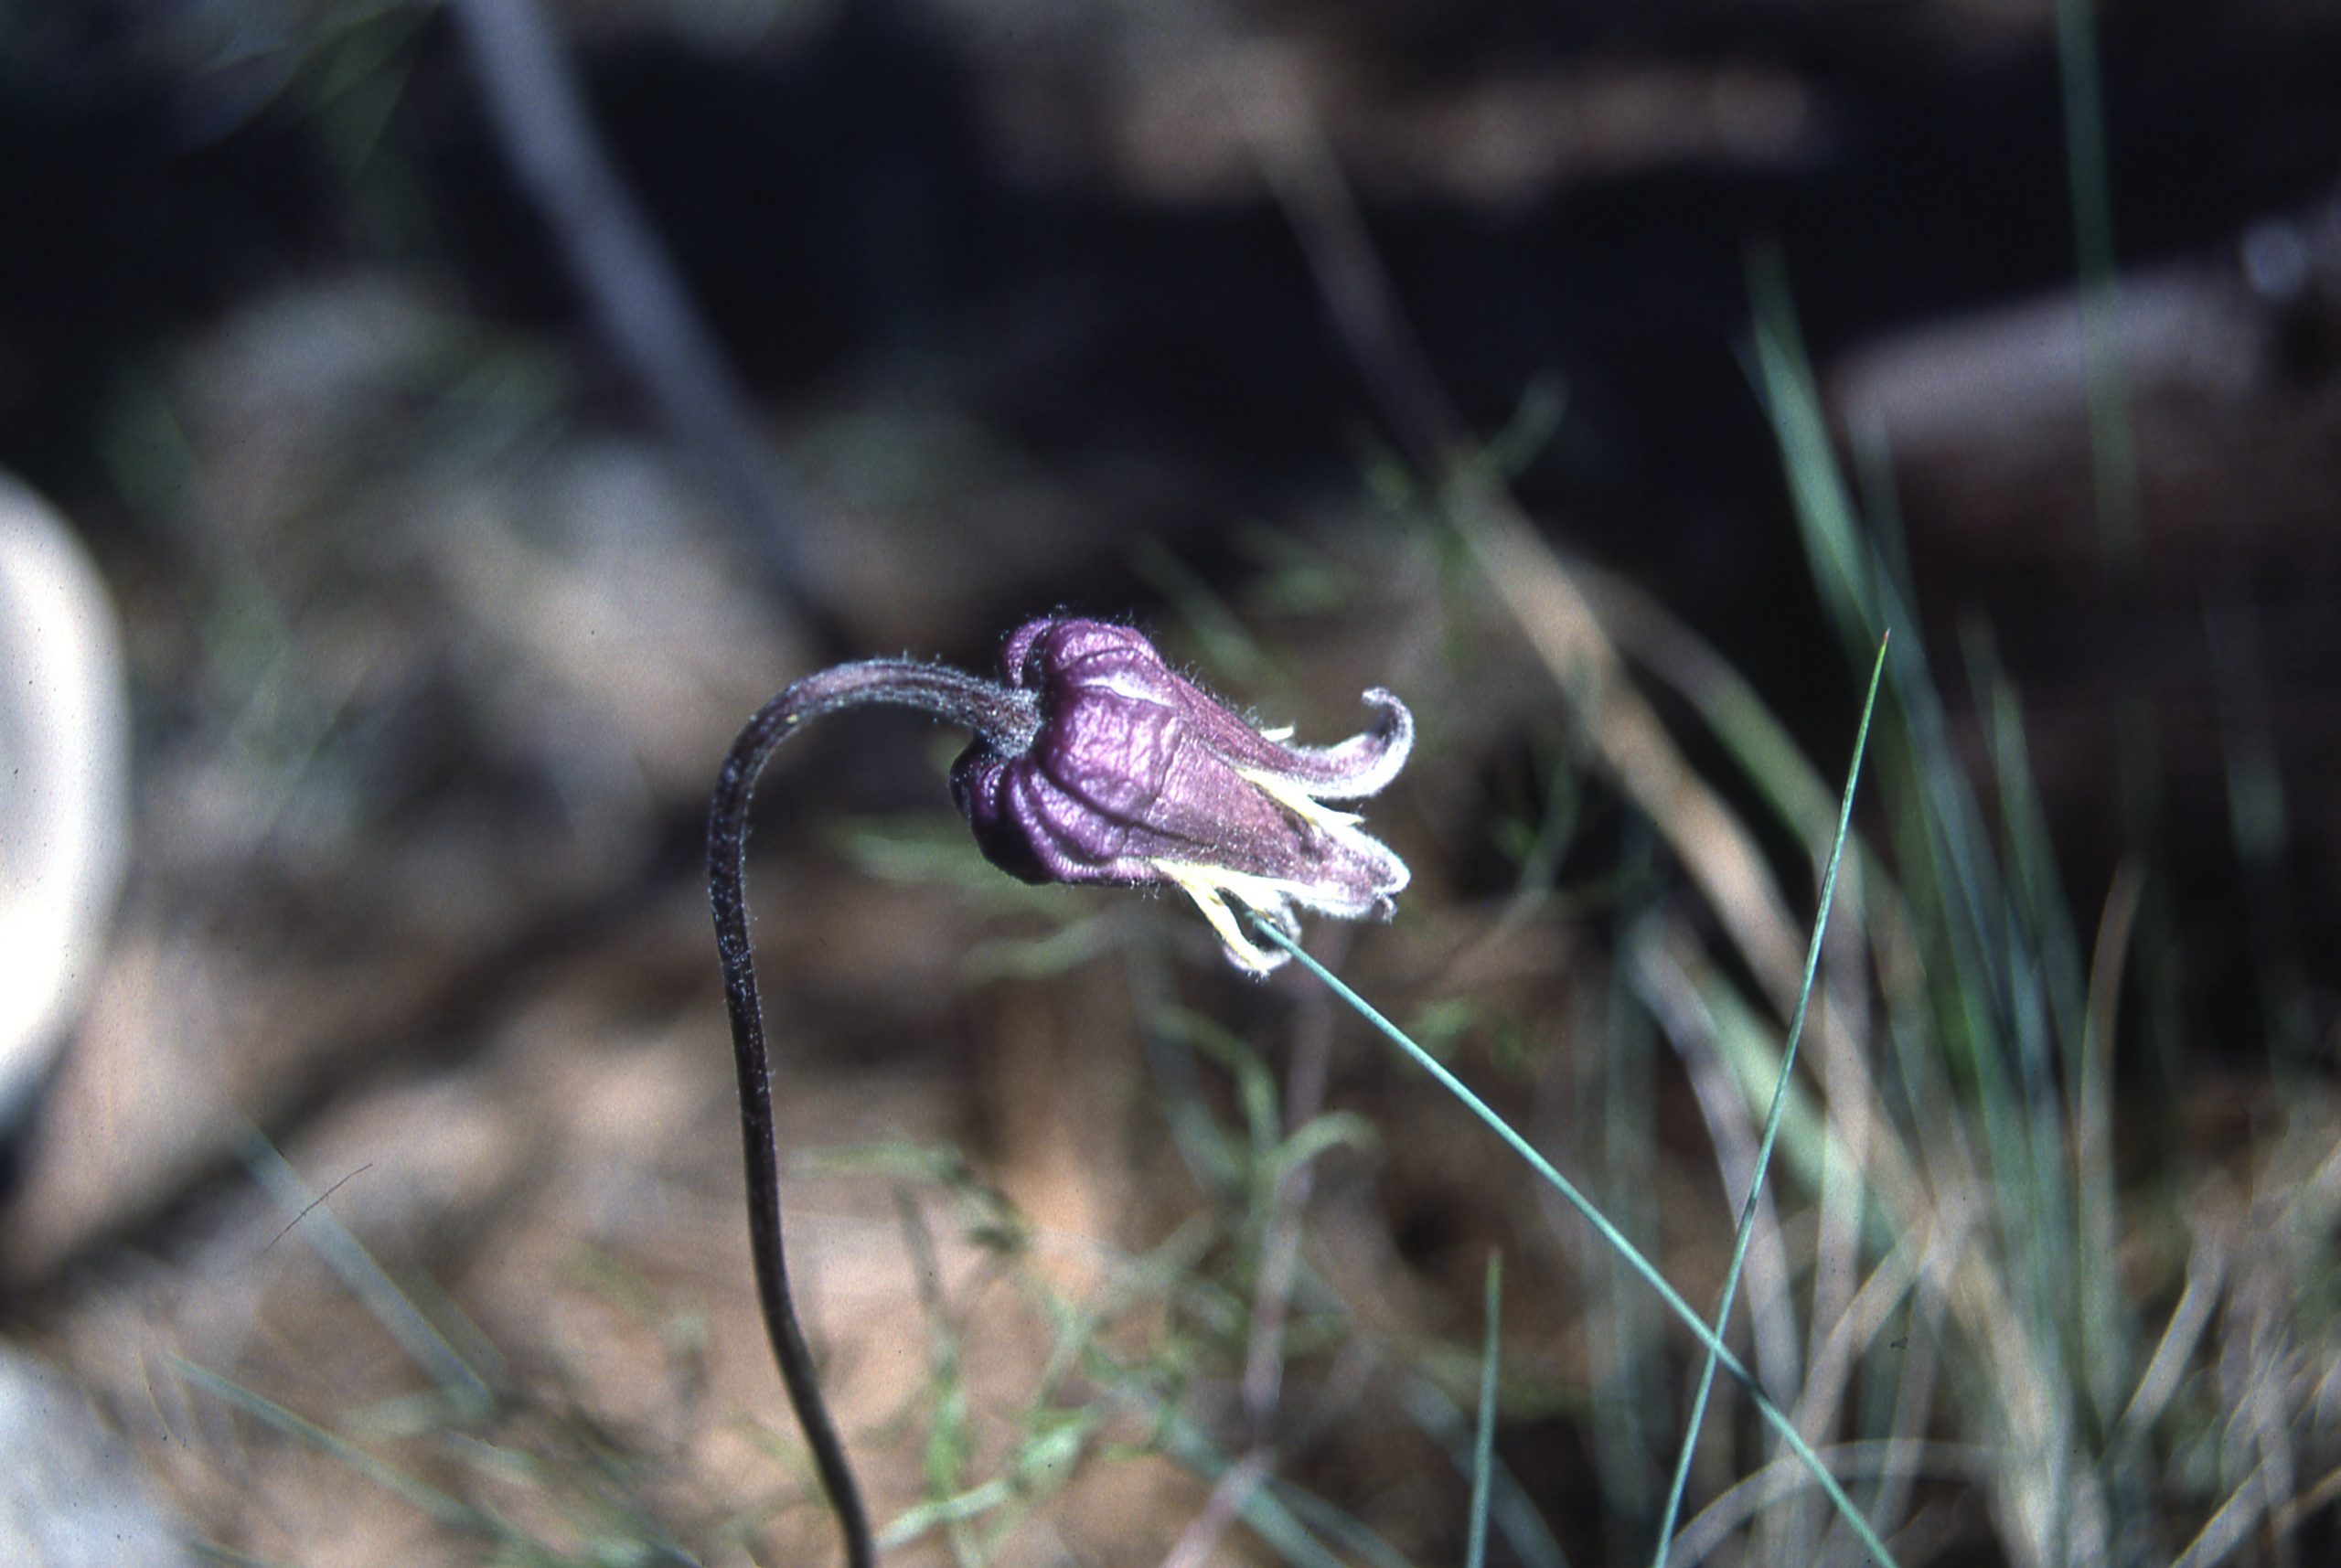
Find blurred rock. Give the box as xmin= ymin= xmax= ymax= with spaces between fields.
xmin=1827 ymin=239 xmax=2341 ymax=1003
xmin=1830 ymin=261 xmax=2288 ymax=556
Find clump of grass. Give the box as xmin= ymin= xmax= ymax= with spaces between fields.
xmin=1737 ymin=259 xmax=2341 ymax=1566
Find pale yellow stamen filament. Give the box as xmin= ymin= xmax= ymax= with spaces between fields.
xmin=1235 ymin=766 xmax=1364 ymax=834
xmin=1154 ymin=860 xmax=1312 ymax=972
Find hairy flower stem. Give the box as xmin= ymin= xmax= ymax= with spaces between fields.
xmin=708 ymin=659 xmax=1038 ymax=1568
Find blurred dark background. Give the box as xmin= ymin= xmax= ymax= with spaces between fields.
xmin=5 ymin=0 xmax=2339 ymax=770
xmin=7 ymin=0 xmax=2337 ymax=1039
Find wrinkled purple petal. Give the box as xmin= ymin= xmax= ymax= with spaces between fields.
xmin=999 ymin=620 xmax=1410 ymax=799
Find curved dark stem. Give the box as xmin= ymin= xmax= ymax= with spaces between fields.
xmin=708 ymin=658 xmax=1036 ymax=1568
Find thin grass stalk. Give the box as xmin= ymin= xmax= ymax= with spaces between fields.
xmin=1153 ymin=1422 xmax=1353 ymax=1568
xmin=1749 ymin=268 xmax=2119 ymax=1563
xmin=2169 ymin=1459 xmax=2278 ymax=1568
xmin=1957 ymin=641 xmax=2090 ymax=1563
xmin=1251 ymin=919 xmax=1902 ymax=1568
xmin=1797 ymin=893 xmax=1877 ymax=1557
xmin=1158 ymin=1449 xmax=1276 ymax=1568
xmin=238 ymin=1129 xmax=496 ymax=1413
xmin=2050 ymin=0 xmax=2154 ymax=848
xmin=1747 ymin=267 xmax=2007 ymax=1005
xmin=1669 ymin=1440 xmax=1985 ymax=1568
xmin=1970 ymin=641 xmax=2095 ymax=1339
xmin=1635 ymin=938 xmax=1884 ymax=1251
xmin=1798 ymin=1226 xmax=1925 ymax=1459
xmin=2079 ymin=865 xmax=2147 ymax=1512
xmin=1747 ymin=275 xmax=2025 ymax=1192
xmin=1600 ymin=903 xmax=1665 ymax=1524
xmin=1579 ymin=561 xmax=1953 ymax=1246
xmin=1650 ymin=638 xmax=1887 ymax=1564
xmin=171 ymin=1357 xmax=492 ymax=1535
xmin=1395 ymin=1371 xmax=1571 ymax=1568
xmin=1584 ymin=813 xmax=1662 ymax=1528
xmin=1669 ymin=990 xmax=1805 ymax=1401
xmin=1468 ymin=1253 xmax=1502 ymax=1568
xmin=1966 ymin=630 xmax=2090 ymax=1074
xmin=1863 ymin=1220 xmax=1954 ymax=1552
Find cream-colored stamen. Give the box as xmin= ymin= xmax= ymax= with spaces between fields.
xmin=1236 ymin=765 xmax=1364 ymax=834
xmin=1153 ymin=860 xmax=1307 ymax=972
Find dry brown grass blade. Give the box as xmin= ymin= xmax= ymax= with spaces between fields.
xmin=1459 ymin=500 xmax=1807 ymax=1008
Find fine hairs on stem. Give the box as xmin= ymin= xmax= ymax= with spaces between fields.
xmin=706 ymin=659 xmax=1039 ymax=1568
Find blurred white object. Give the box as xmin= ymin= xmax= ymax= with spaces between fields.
xmin=0 ymin=1342 xmax=193 ymax=1568
xmin=0 ymin=475 xmax=131 ymax=1136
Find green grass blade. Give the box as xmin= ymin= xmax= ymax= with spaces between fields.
xmin=1395 ymin=1371 xmax=1570 ymax=1568
xmin=2054 ymin=0 xmax=2139 ymax=568
xmin=2053 ymin=0 xmax=2158 ymax=860
xmin=1468 ymin=1252 xmax=1502 ymax=1568
xmin=1651 ymin=635 xmax=1887 ymax=1565
xmin=171 ymin=1356 xmax=488 ymax=1533
xmin=239 ymin=1126 xmax=495 ymax=1411
xmin=1596 ymin=827 xmax=1663 ymax=1528
xmin=1250 ymin=921 xmax=1900 ymax=1568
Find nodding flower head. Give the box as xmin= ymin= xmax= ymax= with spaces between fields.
xmin=949 ymin=618 xmax=1413 ymax=973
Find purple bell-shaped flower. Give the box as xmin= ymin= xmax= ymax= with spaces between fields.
xmin=950 ymin=618 xmax=1413 ymax=972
